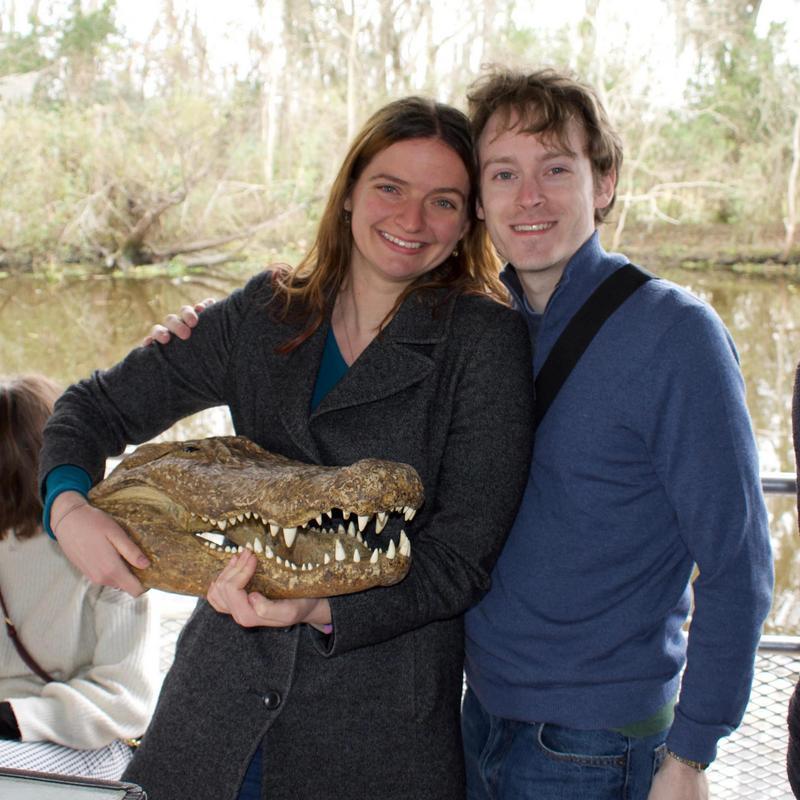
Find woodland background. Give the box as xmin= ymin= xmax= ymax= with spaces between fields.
xmin=1 ymin=0 xmax=798 ymax=274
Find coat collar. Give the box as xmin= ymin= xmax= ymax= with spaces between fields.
xmin=267 ymin=289 xmax=455 ymax=463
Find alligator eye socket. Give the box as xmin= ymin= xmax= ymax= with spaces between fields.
xmin=183 ymin=445 xmax=201 ymax=453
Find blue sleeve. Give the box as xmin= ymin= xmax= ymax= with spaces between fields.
xmin=42 ymin=465 xmax=92 ymax=539
xmin=640 ymin=304 xmax=774 ymax=763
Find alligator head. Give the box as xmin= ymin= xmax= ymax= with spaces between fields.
xmin=88 ymin=436 xmax=423 ymax=599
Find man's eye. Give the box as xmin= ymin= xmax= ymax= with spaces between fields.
xmin=434 ymin=198 xmax=457 ymax=209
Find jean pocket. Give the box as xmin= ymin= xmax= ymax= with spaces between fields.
xmin=536 ymin=723 xmax=627 ymax=767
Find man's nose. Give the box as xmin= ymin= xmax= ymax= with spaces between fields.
xmin=516 ymin=176 xmax=544 ymax=208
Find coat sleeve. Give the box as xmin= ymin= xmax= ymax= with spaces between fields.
xmin=640 ymin=303 xmax=774 ymax=764
xmin=324 ymin=304 xmax=534 ymax=655
xmin=10 ymin=588 xmax=158 ymax=749
xmin=39 ymin=275 xmax=262 ymax=487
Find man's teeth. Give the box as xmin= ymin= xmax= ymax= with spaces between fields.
xmin=512 ymin=222 xmax=554 ymax=232
xmin=380 ymin=231 xmax=424 ymax=249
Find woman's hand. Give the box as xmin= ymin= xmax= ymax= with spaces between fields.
xmin=50 ymin=491 xmax=150 ymax=597
xmin=207 ymin=549 xmax=332 ymax=630
xmin=142 ymin=297 xmax=216 ymax=346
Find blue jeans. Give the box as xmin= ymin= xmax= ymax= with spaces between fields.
xmin=462 ymin=686 xmax=667 ymax=800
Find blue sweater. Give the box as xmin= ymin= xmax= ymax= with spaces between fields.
xmin=464 ymin=232 xmax=774 ymax=764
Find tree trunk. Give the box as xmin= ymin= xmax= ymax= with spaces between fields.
xmin=346 ymin=0 xmax=359 ymax=141
xmin=782 ymin=112 xmax=800 ymax=261
xmin=258 ymin=0 xmax=286 ymax=185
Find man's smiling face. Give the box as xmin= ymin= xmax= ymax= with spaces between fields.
xmin=477 ymin=113 xmax=615 ymax=306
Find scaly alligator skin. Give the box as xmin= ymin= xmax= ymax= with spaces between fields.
xmin=88 ymin=436 xmax=422 ymax=598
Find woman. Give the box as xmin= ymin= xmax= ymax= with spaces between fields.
xmin=41 ymin=97 xmax=534 ymax=799
xmin=0 ymin=374 xmax=156 ymax=780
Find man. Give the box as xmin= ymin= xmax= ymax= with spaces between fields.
xmin=460 ymin=68 xmax=774 ymax=800
xmin=145 ymin=68 xmax=774 ymax=800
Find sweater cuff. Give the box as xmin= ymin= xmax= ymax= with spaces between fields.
xmin=43 ymin=465 xmax=93 ymax=539
xmin=665 ymin=707 xmax=731 ymax=765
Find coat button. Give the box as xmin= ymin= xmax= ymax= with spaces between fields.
xmin=263 ymin=691 xmax=282 ymax=710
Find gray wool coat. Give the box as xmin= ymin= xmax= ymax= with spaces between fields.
xmin=41 ymin=272 xmax=534 ymax=800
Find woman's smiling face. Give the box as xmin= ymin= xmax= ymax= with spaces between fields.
xmin=344 ymin=137 xmax=471 ymax=289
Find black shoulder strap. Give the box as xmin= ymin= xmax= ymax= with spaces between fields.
xmin=534 ymin=263 xmax=652 ymax=431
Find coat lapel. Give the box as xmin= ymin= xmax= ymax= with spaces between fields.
xmin=260 ymin=317 xmax=328 ymax=463
xmin=313 ymin=291 xmax=453 ymax=418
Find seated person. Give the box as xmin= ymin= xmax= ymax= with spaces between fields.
xmin=0 ymin=374 xmax=157 ymax=780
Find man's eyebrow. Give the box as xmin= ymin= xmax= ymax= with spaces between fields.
xmin=482 ymin=148 xmax=577 ymax=169
xmin=367 ymin=172 xmax=467 ymax=200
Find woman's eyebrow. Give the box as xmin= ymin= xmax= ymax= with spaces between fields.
xmin=368 ymin=172 xmax=467 ymax=200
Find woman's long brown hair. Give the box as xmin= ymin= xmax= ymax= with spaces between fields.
xmin=0 ymin=374 xmax=61 ymax=540
xmin=272 ymin=96 xmax=505 ymax=352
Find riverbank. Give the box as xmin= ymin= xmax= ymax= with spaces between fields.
xmin=2 ymin=224 xmax=799 ymax=281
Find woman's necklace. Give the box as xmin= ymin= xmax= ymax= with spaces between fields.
xmin=336 ymin=288 xmax=384 ymax=365
xmin=341 ymin=309 xmax=357 ymax=365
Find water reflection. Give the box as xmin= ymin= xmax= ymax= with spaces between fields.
xmin=1 ymin=267 xmax=798 ymax=632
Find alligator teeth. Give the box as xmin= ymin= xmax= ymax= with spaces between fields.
xmin=375 ymin=512 xmax=388 ymax=533
xmin=335 ymin=539 xmax=346 ymax=562
xmin=403 ymin=506 xmax=417 ymax=521
xmin=342 ymin=510 xmax=350 ymax=520
xmin=265 ymin=546 xmax=274 ymax=559
xmin=386 ymin=540 xmax=396 ymax=560
xmin=356 ymin=532 xmax=363 ymax=544
xmin=197 ymin=532 xmax=226 ymax=547
xmin=253 ymin=538 xmax=263 ymax=554
xmin=201 ymin=514 xmax=209 ymax=522
xmin=218 ymin=519 xmax=227 ymax=531
xmin=353 ymin=549 xmax=361 ymax=563
xmin=245 ymin=541 xmax=254 ymax=551
xmin=338 ymin=524 xmax=346 ymax=535
xmin=276 ymin=556 xmax=283 ymax=565
xmin=315 ymin=514 xmax=322 ymax=525
xmin=237 ymin=513 xmax=244 ymax=523
xmin=269 ymin=522 xmax=280 ymax=537
xmin=357 ymin=514 xmax=370 ymax=532
xmin=224 ymin=545 xmax=235 ymax=553
xmin=399 ymin=530 xmax=411 ymax=557
xmin=324 ymin=553 xmax=331 ymax=565
xmin=245 ymin=511 xmax=252 ymax=520
xmin=283 ymin=527 xmax=297 ymax=548
xmin=347 ymin=521 xmax=356 ymax=537
xmin=370 ymin=548 xmax=379 ymax=564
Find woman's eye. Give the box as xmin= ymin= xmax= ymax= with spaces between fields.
xmin=495 ymin=171 xmax=515 ymax=181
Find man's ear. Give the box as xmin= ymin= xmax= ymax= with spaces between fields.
xmin=594 ymin=169 xmax=616 ymax=211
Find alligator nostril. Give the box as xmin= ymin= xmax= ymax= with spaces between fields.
xmin=183 ymin=445 xmax=201 ymax=453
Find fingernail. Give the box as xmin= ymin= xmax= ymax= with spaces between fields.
xmin=137 ymin=556 xmax=150 ymax=568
